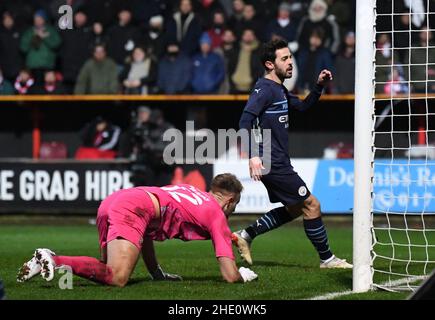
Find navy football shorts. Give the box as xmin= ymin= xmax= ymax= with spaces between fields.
xmin=261 ymin=172 xmax=311 ymax=206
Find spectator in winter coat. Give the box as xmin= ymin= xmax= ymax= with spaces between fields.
xmin=296 ymin=0 xmax=340 ymax=55
xmin=230 ymin=4 xmax=264 ymax=41
xmin=297 ymin=28 xmax=334 ymax=93
xmin=0 ymin=11 xmax=24 ymax=82
xmin=105 ymin=9 xmax=142 ymax=66
xmin=79 ymin=116 xmax=121 ymax=152
xmin=206 ymin=10 xmax=227 ymax=51
xmin=191 ymin=33 xmax=225 ymax=94
xmin=166 ymin=0 xmax=202 ymax=56
xmin=59 ymin=10 xmax=93 ymax=93
xmin=120 ymin=47 xmax=157 ymax=95
xmin=74 ymin=45 xmax=119 ymax=94
xmin=215 ymin=29 xmax=238 ymax=94
xmin=266 ymin=2 xmax=299 ymax=43
xmin=75 ymin=116 xmax=121 ymax=159
xmin=227 ymin=0 xmax=245 ymax=30
xmin=143 ymin=15 xmax=167 ymax=60
xmin=334 ymin=31 xmax=355 ymax=94
xmin=20 ymin=9 xmax=61 ymax=84
xmin=195 ymin=0 xmax=226 ymax=29
xmin=228 ymin=28 xmax=264 ymax=93
xmin=157 ymin=43 xmax=192 ymax=94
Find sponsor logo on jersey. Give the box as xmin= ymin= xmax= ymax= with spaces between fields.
xmin=279 ymin=115 xmax=288 ymax=123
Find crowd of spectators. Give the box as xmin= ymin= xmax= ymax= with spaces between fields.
xmin=0 ymin=0 xmax=433 ymax=96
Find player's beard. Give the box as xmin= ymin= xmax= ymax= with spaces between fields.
xmin=276 ymin=65 xmax=292 ymax=80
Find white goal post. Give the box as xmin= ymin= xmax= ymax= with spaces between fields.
xmin=354 ymin=0 xmax=435 ymax=292
xmin=353 ymin=0 xmax=376 ymax=293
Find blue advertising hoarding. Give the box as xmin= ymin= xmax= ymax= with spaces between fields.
xmin=215 ymin=159 xmax=435 ymax=214
xmin=311 ymin=159 xmax=435 ymax=214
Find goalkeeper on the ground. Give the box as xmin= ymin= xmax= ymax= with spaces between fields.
xmin=17 ymin=174 xmax=258 ymax=286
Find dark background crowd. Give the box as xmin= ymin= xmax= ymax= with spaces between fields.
xmin=1 ymin=0 xmax=433 ymax=96
xmin=1 ymin=0 xmax=434 ymax=96
xmin=0 ymin=0 xmax=359 ymax=96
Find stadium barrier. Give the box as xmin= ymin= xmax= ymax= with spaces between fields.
xmin=1 ymin=158 xmax=433 ymax=214
xmin=215 ymin=159 xmax=435 ymax=214
xmin=0 ymin=159 xmax=213 ymax=214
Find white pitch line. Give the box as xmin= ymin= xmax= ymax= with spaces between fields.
xmin=306 ymin=276 xmax=425 ymax=300
xmin=308 ymin=289 xmax=353 ymax=300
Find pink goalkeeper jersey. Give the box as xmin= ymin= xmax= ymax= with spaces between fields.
xmin=140 ymin=184 xmax=235 ymax=260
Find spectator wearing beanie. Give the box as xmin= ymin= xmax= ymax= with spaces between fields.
xmin=191 ymin=33 xmax=225 ymax=94
xmin=20 ymin=9 xmax=61 ymax=84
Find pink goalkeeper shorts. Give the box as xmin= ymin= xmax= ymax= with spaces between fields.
xmin=96 ymin=187 xmax=157 ymax=250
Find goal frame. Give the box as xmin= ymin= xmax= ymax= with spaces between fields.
xmin=353 ymin=0 xmax=376 ymax=293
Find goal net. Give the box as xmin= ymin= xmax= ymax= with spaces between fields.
xmin=354 ymin=0 xmax=435 ymax=292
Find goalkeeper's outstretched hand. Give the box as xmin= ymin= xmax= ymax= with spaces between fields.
xmin=239 ymin=267 xmax=258 ymax=283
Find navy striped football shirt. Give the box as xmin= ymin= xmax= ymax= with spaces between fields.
xmin=239 ymin=77 xmax=324 ymax=174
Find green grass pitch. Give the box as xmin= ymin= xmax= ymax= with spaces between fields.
xmin=0 ymin=216 xmax=411 ymax=300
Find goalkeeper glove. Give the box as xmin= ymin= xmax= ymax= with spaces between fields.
xmin=150 ymin=265 xmax=183 ymax=281
xmin=238 ymin=267 xmax=258 ymax=282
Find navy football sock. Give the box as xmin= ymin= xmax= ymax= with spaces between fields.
xmin=303 ymin=217 xmax=333 ymax=261
xmin=245 ymin=207 xmax=294 ymax=240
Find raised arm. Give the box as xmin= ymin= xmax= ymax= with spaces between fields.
xmin=290 ymin=69 xmax=333 ymax=111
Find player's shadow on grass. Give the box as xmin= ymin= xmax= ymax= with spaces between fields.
xmin=127 ymin=276 xmax=223 ymax=285
xmin=326 ymin=272 xmax=352 ymax=287
xmin=174 ymin=276 xmax=222 ymax=282
xmin=249 ymin=260 xmax=352 ymax=287
xmin=251 ymin=260 xmax=312 ymax=269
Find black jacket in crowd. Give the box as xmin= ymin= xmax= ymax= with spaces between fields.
xmin=80 ymin=119 xmax=121 ymax=151
xmin=105 ymin=23 xmax=142 ymax=65
xmin=60 ymin=26 xmax=93 ymax=84
xmin=0 ymin=25 xmax=23 ymax=81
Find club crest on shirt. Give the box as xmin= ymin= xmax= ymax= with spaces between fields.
xmin=298 ymin=186 xmax=307 ymax=197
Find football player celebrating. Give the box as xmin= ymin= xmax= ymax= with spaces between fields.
xmin=233 ymin=39 xmax=352 ymax=269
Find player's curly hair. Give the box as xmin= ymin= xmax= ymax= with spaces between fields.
xmin=261 ymin=39 xmax=289 ymax=71
xmin=211 ymin=173 xmax=243 ymax=195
